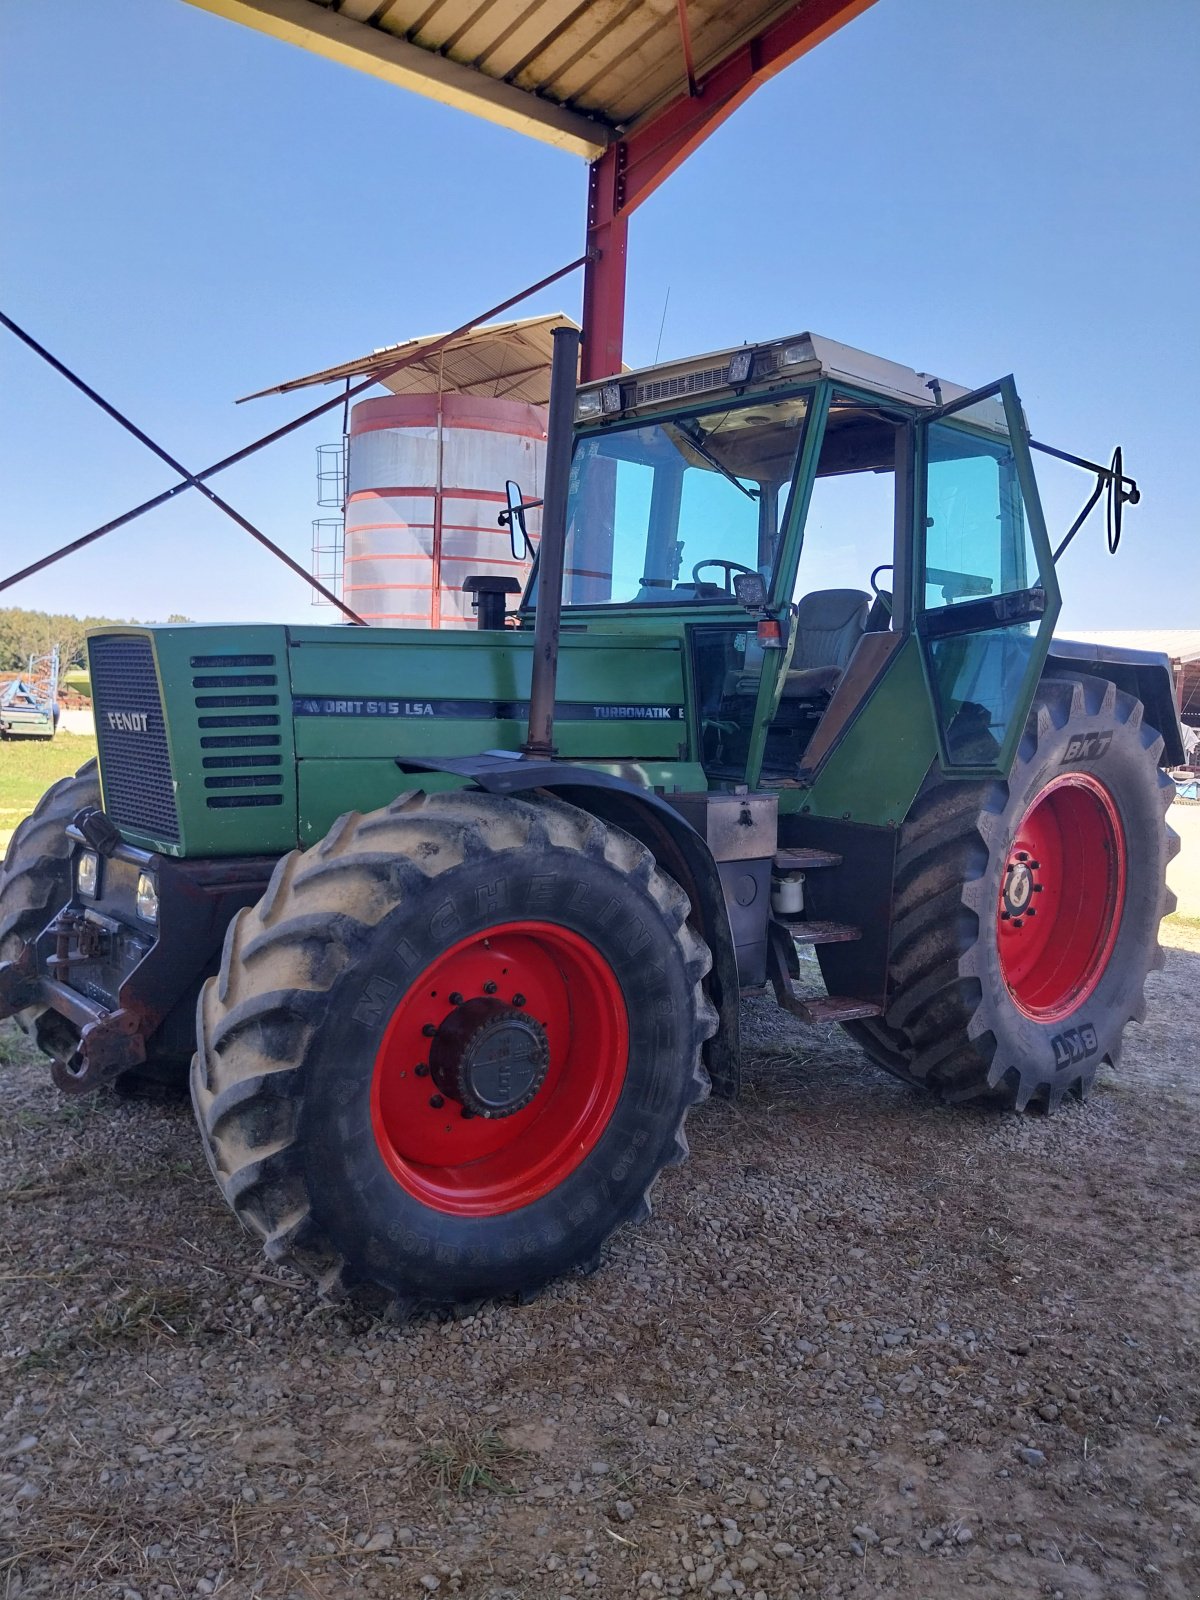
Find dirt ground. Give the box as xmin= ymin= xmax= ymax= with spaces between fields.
xmin=1 ymin=918 xmax=1196 ymax=1600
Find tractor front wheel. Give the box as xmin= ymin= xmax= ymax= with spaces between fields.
xmin=842 ymin=673 xmax=1178 ymax=1109
xmin=0 ymin=759 xmax=100 ymax=1036
xmin=192 ymin=789 xmax=715 ymax=1308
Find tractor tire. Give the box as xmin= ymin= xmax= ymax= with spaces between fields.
xmin=192 ymin=789 xmax=716 ymax=1309
xmin=0 ymin=758 xmax=100 ymax=1035
xmin=839 ymin=672 xmax=1178 ymax=1109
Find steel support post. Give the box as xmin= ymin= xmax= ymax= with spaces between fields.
xmin=579 ymin=0 xmax=876 ymax=379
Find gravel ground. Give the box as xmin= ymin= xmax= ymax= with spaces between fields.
xmin=2 ymin=925 xmax=1198 ymax=1600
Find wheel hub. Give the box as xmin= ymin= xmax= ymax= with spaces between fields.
xmin=996 ymin=773 xmax=1126 ymax=1021
xmin=430 ymin=998 xmax=550 ymax=1119
xmin=1001 ymin=855 xmax=1039 ymax=920
xmin=370 ymin=921 xmax=629 ymax=1217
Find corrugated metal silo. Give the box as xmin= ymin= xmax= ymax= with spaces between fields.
xmin=344 ymin=392 xmax=545 ymax=628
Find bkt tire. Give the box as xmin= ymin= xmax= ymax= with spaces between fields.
xmin=192 ymin=790 xmax=715 ymax=1309
xmin=843 ymin=673 xmax=1178 ymax=1110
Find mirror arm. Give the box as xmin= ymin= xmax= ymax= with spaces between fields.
xmin=1050 ymin=476 xmax=1104 ymax=564
xmin=1033 ymin=440 xmax=1139 ymax=564
xmin=498 ymin=499 xmax=544 ymax=524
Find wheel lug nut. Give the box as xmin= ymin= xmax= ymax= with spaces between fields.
xmin=483 ymin=980 xmax=497 ymax=995
xmin=512 ymin=993 xmax=526 ymax=1007
xmin=429 ymin=1094 xmax=445 ymax=1109
xmin=449 ymin=992 xmax=464 ymax=1006
xmin=422 ymin=1023 xmax=437 ymax=1037
xmin=415 ymin=1063 xmax=430 ymax=1077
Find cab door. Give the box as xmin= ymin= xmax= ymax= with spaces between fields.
xmin=915 ymin=378 xmax=1060 ymax=773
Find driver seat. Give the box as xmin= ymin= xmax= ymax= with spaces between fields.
xmin=779 ymin=588 xmax=870 ymax=698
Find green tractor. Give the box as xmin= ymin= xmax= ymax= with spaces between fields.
xmin=0 ymin=327 xmax=1181 ymax=1309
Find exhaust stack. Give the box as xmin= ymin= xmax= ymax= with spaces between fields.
xmin=524 ymin=324 xmax=580 ymax=758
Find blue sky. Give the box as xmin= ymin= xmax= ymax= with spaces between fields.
xmin=1 ymin=0 xmax=1197 ymax=633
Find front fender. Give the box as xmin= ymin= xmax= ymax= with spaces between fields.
xmin=396 ymin=755 xmax=742 ymax=1095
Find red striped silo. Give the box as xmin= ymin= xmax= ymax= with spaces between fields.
xmin=343 ymin=393 xmax=546 ymax=627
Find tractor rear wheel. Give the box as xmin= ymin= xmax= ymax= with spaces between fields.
xmin=0 ymin=759 xmax=100 ymax=1036
xmin=192 ymin=789 xmax=715 ymax=1308
xmin=840 ymin=673 xmax=1178 ymax=1109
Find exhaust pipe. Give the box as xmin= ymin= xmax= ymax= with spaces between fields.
xmin=524 ymin=324 xmax=580 ymax=758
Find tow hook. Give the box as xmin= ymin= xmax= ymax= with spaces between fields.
xmin=51 ymin=1008 xmax=148 ymax=1095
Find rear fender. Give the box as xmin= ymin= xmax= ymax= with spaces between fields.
xmin=1047 ymin=641 xmax=1184 ymax=765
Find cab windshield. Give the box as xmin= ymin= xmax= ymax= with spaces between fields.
xmin=555 ymin=392 xmax=811 ymax=606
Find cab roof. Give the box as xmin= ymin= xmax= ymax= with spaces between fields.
xmin=578 ymin=331 xmax=982 ymax=420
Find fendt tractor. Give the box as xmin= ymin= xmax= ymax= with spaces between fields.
xmin=0 ymin=327 xmax=1181 ymax=1309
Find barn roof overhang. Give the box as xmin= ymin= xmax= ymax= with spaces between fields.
xmin=182 ymin=0 xmax=876 ymax=160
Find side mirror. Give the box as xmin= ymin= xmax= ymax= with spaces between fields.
xmin=498 ymin=480 xmax=540 ymax=560
xmin=732 ymin=571 xmax=768 ymax=610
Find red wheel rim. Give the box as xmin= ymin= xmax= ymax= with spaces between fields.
xmin=370 ymin=922 xmax=628 ymax=1217
xmin=996 ymin=773 xmax=1127 ymax=1022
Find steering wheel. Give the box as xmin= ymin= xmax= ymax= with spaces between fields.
xmin=691 ymin=559 xmax=758 ymax=595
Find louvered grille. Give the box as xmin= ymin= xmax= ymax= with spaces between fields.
xmin=89 ymin=636 xmax=180 ymax=843
xmin=191 ymin=654 xmax=284 ymax=810
xmin=634 ymin=366 xmax=728 ymax=405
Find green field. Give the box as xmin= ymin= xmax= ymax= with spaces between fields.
xmin=0 ymin=733 xmax=98 ymax=852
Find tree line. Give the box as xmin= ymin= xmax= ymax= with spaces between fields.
xmin=0 ymin=608 xmax=191 ymax=673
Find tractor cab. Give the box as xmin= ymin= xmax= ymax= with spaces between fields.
xmin=522 ymin=332 xmax=1061 ymax=785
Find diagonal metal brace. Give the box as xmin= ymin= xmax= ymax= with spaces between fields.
xmin=0 ymin=250 xmax=590 ymax=608
xmin=0 ymin=310 xmax=364 ymax=621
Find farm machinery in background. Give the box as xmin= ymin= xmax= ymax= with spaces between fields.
xmin=0 ymin=646 xmax=60 ymax=739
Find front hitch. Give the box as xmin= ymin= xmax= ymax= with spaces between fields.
xmin=5 ymin=845 xmax=278 ymax=1095
xmin=50 ymin=1005 xmax=147 ymax=1094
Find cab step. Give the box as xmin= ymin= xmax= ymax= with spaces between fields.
xmin=765 ymin=923 xmax=882 ymax=1026
xmin=774 ymin=847 xmax=841 ymax=871
xmin=784 ymin=919 xmax=862 ymax=945
xmin=796 ymin=994 xmax=883 ymax=1024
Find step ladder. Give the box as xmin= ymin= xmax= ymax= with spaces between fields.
xmin=767 ymin=848 xmax=882 ymax=1025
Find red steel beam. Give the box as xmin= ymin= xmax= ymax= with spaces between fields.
xmin=581 ymin=0 xmax=877 ymax=379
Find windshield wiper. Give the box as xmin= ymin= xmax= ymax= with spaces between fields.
xmin=676 ymin=422 xmax=758 ymax=501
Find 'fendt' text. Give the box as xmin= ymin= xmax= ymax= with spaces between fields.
xmin=106 ymin=711 xmax=149 ymax=733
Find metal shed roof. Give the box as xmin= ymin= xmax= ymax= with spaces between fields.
xmin=1075 ymin=630 xmax=1200 ymax=665
xmin=184 ymin=0 xmax=874 ymax=158
xmin=240 ymin=312 xmax=582 ymax=402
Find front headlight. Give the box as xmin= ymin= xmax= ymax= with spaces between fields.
xmin=135 ymin=871 xmax=159 ymax=925
xmin=76 ymin=850 xmax=100 ymax=899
